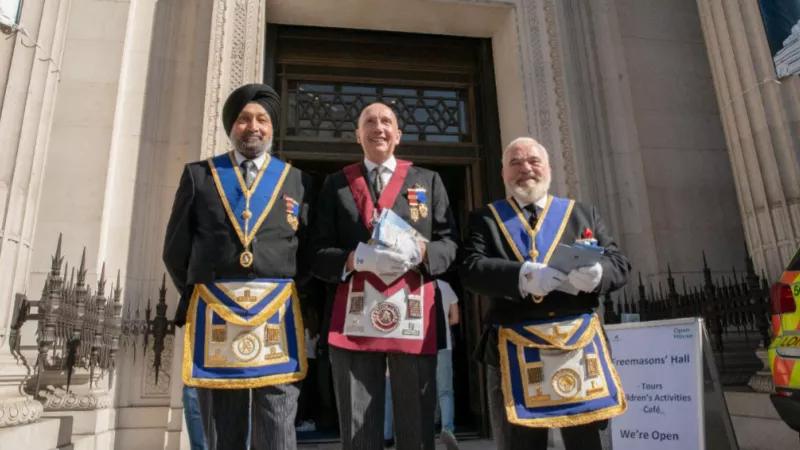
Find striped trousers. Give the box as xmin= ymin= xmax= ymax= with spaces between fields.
xmin=329 ymin=346 xmax=437 ymax=450
xmin=196 ymin=382 xmax=301 ymax=450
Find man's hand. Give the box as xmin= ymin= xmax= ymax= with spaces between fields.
xmin=352 ymin=242 xmax=408 ymax=276
xmin=519 ymin=262 xmax=568 ymax=298
xmin=568 ymin=263 xmax=603 ymax=292
xmin=393 ymin=234 xmax=424 ymax=267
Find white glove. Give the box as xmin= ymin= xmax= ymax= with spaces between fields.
xmin=519 ymin=262 xmax=568 ymax=298
xmin=568 ymin=263 xmax=603 ymax=293
xmin=391 ymin=233 xmax=423 ymax=267
xmin=353 ymin=242 xmax=408 ymax=276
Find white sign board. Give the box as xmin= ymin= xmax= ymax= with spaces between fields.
xmin=606 ymin=318 xmax=704 ymax=450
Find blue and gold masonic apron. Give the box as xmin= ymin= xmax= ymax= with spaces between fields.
xmin=488 ymin=196 xmax=626 ymax=427
xmin=182 ymin=152 xmax=306 ymax=389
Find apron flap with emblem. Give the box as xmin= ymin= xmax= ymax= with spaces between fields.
xmin=497 ymin=313 xmax=626 ymax=428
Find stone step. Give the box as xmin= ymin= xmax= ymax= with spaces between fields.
xmin=0 ymin=417 xmax=72 ymax=449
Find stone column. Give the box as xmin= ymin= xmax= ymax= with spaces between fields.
xmin=0 ymin=0 xmax=71 ymax=428
xmin=697 ymin=0 xmax=800 ymax=279
xmin=200 ymin=0 xmax=268 ymax=160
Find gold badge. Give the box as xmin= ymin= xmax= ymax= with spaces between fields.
xmin=211 ymin=325 xmax=227 ymax=343
xmin=284 ymin=195 xmax=300 ymax=231
xmin=552 ymin=368 xmax=582 ymax=399
xmin=264 ymin=325 xmax=281 ymax=345
xmin=231 ymin=332 xmax=262 ymax=362
xmin=240 ymin=250 xmax=254 ymax=268
xmin=586 ymin=354 xmax=600 ymax=379
xmin=527 ymin=365 xmax=544 ymax=384
xmin=371 ymin=302 xmax=401 ymax=333
xmin=407 ymin=185 xmax=428 ymax=222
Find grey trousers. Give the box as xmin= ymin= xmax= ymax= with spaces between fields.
xmin=486 ymin=365 xmax=613 ymax=450
xmin=197 ymin=382 xmax=301 ymax=450
xmin=329 ymin=346 xmax=438 ymax=450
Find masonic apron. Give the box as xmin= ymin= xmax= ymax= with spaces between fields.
xmin=182 ymin=152 xmax=307 ymax=389
xmin=488 ymin=196 xmax=626 ymax=427
xmin=327 ymin=160 xmax=438 ymax=356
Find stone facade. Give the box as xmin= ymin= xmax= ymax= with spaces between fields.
xmin=0 ymin=0 xmax=794 ymax=448
xmin=696 ymin=0 xmax=800 ymax=280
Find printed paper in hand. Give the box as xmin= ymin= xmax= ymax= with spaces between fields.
xmin=371 ymin=209 xmax=428 ymax=248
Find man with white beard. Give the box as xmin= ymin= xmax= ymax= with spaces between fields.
xmin=164 ymin=83 xmax=312 ymax=449
xmin=459 ymin=137 xmax=631 ymax=450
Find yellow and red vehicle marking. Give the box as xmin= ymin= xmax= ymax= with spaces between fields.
xmin=769 ymin=270 xmax=800 ymax=389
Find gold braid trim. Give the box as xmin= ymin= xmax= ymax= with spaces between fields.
xmin=182 ymin=284 xmax=307 ymax=389
xmin=499 ymin=314 xmax=627 ymax=428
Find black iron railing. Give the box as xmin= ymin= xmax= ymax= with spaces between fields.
xmin=603 ymin=249 xmax=773 ymax=386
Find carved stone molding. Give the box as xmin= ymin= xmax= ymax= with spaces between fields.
xmin=521 ymin=0 xmax=545 ymax=139
xmin=39 ymin=388 xmax=111 ymax=411
xmin=201 ymin=0 xmax=268 ymax=160
xmin=201 ymin=0 xmax=229 ymax=160
xmin=467 ymin=0 xmax=578 ymax=197
xmin=542 ymin=0 xmax=578 ymax=198
xmin=0 ymin=397 xmax=43 ymax=428
xmin=230 ymin=0 xmax=247 ymax=86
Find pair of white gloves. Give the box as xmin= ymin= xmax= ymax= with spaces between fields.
xmin=519 ymin=261 xmax=603 ymax=298
xmin=352 ymin=234 xmax=422 ymax=276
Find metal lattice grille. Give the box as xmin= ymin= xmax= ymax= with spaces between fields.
xmin=285 ymin=82 xmax=472 ymax=143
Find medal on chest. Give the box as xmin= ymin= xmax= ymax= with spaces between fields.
xmin=407 ymin=185 xmax=428 ymax=223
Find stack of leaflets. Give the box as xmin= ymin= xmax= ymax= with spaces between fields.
xmin=370 ymin=209 xmax=428 ymax=249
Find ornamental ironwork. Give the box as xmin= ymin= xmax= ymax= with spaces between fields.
xmin=10 ymin=234 xmax=123 ymax=394
xmin=9 ymin=234 xmax=177 ymax=401
xmin=285 ymin=82 xmax=472 ymax=143
xmin=120 ymin=274 xmax=176 ymax=385
xmin=603 ymin=248 xmax=772 ymax=387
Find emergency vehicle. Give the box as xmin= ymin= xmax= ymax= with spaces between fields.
xmin=768 ymin=247 xmax=800 ymax=436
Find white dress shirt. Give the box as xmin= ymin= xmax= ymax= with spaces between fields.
xmin=512 ymin=193 xmax=548 ymax=216
xmin=233 ymin=150 xmax=268 ymax=181
xmin=363 ymin=155 xmax=397 ymax=193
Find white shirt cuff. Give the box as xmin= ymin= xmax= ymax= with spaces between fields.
xmin=341 ymin=265 xmax=352 ymax=282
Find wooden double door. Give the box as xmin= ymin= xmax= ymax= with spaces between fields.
xmin=265 ymin=24 xmax=504 ymax=438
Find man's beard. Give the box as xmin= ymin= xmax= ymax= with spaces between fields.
xmin=506 ymin=175 xmax=551 ymax=204
xmin=231 ymin=133 xmax=273 ymax=158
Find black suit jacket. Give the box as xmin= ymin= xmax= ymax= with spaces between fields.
xmin=309 ymin=162 xmax=461 ymax=348
xmin=459 ymin=197 xmax=631 ymax=365
xmin=163 ymin=156 xmax=313 ymax=326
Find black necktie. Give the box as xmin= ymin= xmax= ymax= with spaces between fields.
xmin=372 ymin=166 xmax=385 ymax=196
xmin=525 ymin=204 xmax=539 ymax=228
xmin=241 ymin=160 xmax=255 ymax=189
